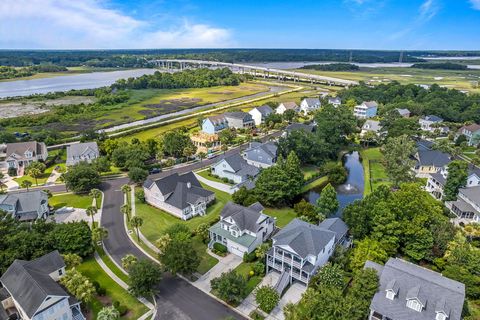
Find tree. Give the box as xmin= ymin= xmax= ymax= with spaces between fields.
xmin=221 ymin=144 xmax=228 ymax=155
xmin=160 ymin=130 xmax=196 ymax=158
xmin=53 ymin=221 xmax=94 ymax=257
xmin=283 ymin=109 xmax=297 ymax=122
xmin=89 ymin=188 xmax=102 ymax=208
xmin=443 ymin=160 xmax=468 ymax=201
xmin=92 ymin=157 xmax=111 ymax=173
xmin=86 ymin=205 xmax=98 ymax=227
xmin=121 ymin=254 xmax=138 ymax=271
xmin=382 ymin=135 xmax=416 ymax=187
xmin=120 ymin=204 xmax=131 ymax=221
xmin=310 ymin=263 xmax=344 ymax=291
xmin=121 ymin=184 xmax=132 ymax=195
xmin=232 ymin=186 xmax=257 ymax=206
xmin=21 ymin=180 xmax=32 ymax=191
xmin=316 ymin=183 xmax=339 ymax=217
xmin=350 ymin=238 xmax=388 ymax=270
xmin=195 ymin=223 xmax=210 ymax=244
xmin=255 ymin=285 xmax=280 ymax=313
xmin=128 ymin=259 xmax=162 ymax=297
xmin=198 ymin=151 xmax=207 ymax=162
xmin=294 ymin=199 xmax=318 ymax=223
xmin=92 ymin=227 xmax=108 ymax=243
xmin=62 ymin=253 xmax=83 ymax=269
xmin=60 ymin=269 xmax=96 ymax=303
xmin=63 ymin=162 xmax=101 ymax=193
xmin=255 ymin=243 xmax=271 ymax=260
xmin=128 ymin=167 xmax=149 ymax=185
xmin=98 ymin=306 xmax=120 ymax=320
xmin=321 ymin=162 xmax=348 ymax=186
xmin=26 ymin=162 xmax=46 ymax=186
xmin=210 ymin=271 xmax=247 ymax=305
xmin=159 ymin=232 xmax=200 ymax=276
xmin=285 ymin=151 xmax=304 ymax=196
xmin=130 ymin=216 xmax=144 ymax=241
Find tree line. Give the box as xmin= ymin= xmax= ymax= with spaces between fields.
xmin=300 ymin=63 xmax=360 ymax=71
xmin=0 ymin=65 xmax=68 ymax=80
xmin=411 ymin=62 xmax=468 ymax=70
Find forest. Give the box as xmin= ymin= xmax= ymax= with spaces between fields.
xmin=300 ymin=63 xmax=360 ymax=71
xmin=0 ymin=65 xmax=68 ymax=79
xmin=411 ymin=62 xmax=469 ymax=70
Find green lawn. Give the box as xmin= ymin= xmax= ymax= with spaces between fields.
xmin=301 ymin=175 xmax=328 ymax=193
xmin=96 ymin=246 xmax=129 ymax=283
xmin=49 ymin=193 xmax=94 ymax=209
xmin=301 ymin=165 xmax=320 ymax=180
xmin=264 ymin=207 xmax=297 ymax=228
xmin=15 ymin=163 xmax=56 ymax=186
xmin=192 ymin=235 xmax=219 ymax=275
xmin=196 ymin=169 xmax=234 ymax=185
xmin=360 ymin=147 xmax=390 ymax=195
xmin=76 ymin=257 xmax=148 ymax=319
xmin=234 ymin=262 xmax=263 ymax=298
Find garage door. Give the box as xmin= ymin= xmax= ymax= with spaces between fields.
xmin=228 ymin=244 xmax=246 ymax=257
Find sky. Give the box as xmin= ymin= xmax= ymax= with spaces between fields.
xmin=1 ymin=0 xmax=479 ymax=50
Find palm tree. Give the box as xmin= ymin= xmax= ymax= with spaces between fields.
xmin=120 ymin=204 xmax=131 ymax=221
xmin=198 ymin=152 xmax=206 ymax=162
xmin=121 ymin=184 xmax=131 ymax=204
xmin=85 ymin=206 xmax=98 ymax=228
xmin=121 ymin=254 xmax=138 ymax=271
xmin=98 ymin=306 xmax=120 ymax=320
xmin=21 ymin=180 xmax=32 ymax=191
xmin=221 ymin=144 xmax=228 ymax=155
xmin=92 ymin=227 xmax=108 ymax=244
xmin=89 ymin=188 xmax=101 ymax=208
xmin=27 ymin=167 xmax=42 ymax=186
xmin=130 ymin=216 xmax=144 ymax=242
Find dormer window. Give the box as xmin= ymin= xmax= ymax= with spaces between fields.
xmin=386 ymin=290 xmax=395 ymax=300
xmin=406 ymin=299 xmax=423 ymax=312
xmin=436 ymin=312 xmax=447 ymax=320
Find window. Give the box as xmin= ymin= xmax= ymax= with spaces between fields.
xmin=58 ymin=269 xmax=63 ymax=276
xmin=386 ymin=290 xmax=395 ymax=300
xmin=406 ymin=299 xmax=422 ymax=312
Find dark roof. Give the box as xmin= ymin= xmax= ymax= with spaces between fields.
xmin=253 ymin=105 xmax=273 ymax=116
xmin=318 ymin=218 xmax=348 ymax=244
xmin=220 ymin=201 xmax=268 ymax=233
xmin=430 ymin=172 xmax=446 ymax=186
xmin=423 ymin=115 xmax=443 ymax=122
xmin=458 ymin=186 xmax=480 ymax=204
xmin=273 ymin=218 xmax=335 ymax=259
xmin=6 ymin=141 xmax=45 ymax=159
xmin=0 ymin=190 xmax=48 ymax=219
xmin=224 ymin=111 xmax=253 ymax=121
xmin=0 ymin=251 xmax=67 ymax=318
xmin=285 ymin=123 xmax=314 ymax=133
xmin=417 ymin=150 xmax=451 ymax=167
xmin=366 ymin=258 xmax=465 ymax=320
xmin=416 ymin=139 xmax=434 ymax=151
xmin=221 ymin=153 xmax=260 ymax=177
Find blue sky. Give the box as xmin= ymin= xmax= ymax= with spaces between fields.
xmin=1 ymin=0 xmax=479 ymax=49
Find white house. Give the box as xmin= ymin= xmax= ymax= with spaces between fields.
xmin=354 ymin=101 xmax=378 ymax=119
xmin=419 ymin=115 xmax=448 ymax=133
xmin=66 ymin=142 xmax=99 ymax=166
xmin=249 ymin=105 xmax=274 ymax=126
xmin=143 ymin=172 xmax=215 ymax=220
xmin=457 ymin=123 xmax=480 ymax=146
xmin=276 ymin=101 xmax=299 ymax=115
xmin=3 ymin=141 xmax=48 ymax=176
xmin=209 ymin=202 xmax=275 ymax=257
xmin=361 ymin=120 xmax=383 ymax=137
xmin=328 ymin=97 xmax=342 ymax=107
xmin=300 ymin=98 xmax=321 ymax=115
xmin=211 ymin=153 xmax=259 ymax=185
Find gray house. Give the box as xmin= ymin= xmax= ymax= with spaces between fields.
xmin=0 ymin=251 xmax=85 ymax=320
xmin=300 ymin=98 xmax=321 ymax=114
xmin=446 ymin=186 xmax=480 ymax=223
xmin=224 ymin=112 xmax=255 ymax=129
xmin=209 ymin=201 xmax=275 ymax=257
xmin=0 ymin=190 xmax=49 ymax=221
xmin=243 ymin=141 xmax=278 ymax=168
xmin=66 ymin=142 xmax=99 ymax=166
xmin=414 ymin=150 xmax=451 ymax=178
xmin=365 ymin=258 xmax=465 ymax=320
xmin=318 ymin=217 xmax=350 ymax=247
xmin=283 ymin=123 xmax=315 ymax=136
xmin=249 ymin=105 xmax=274 ymax=126
xmin=211 ymin=153 xmax=259 ymax=186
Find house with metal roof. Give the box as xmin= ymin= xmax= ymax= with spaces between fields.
xmin=243 ymin=141 xmax=278 ymax=168
xmin=223 ymin=112 xmax=255 ymax=129
xmin=249 ymin=105 xmax=273 ymax=126
xmin=66 ymin=142 xmax=99 ymax=166
xmin=414 ymin=150 xmax=452 ymax=178
xmin=354 ymin=101 xmax=378 ymax=119
xmin=0 ymin=190 xmax=49 ymax=221
xmin=0 ymin=251 xmax=85 ymax=320
xmin=457 ymin=123 xmax=480 ymax=146
xmin=300 ymin=98 xmax=321 ymax=115
xmin=211 ymin=153 xmax=259 ymax=186
xmin=143 ymin=172 xmax=215 ymax=220
xmin=276 ymin=101 xmax=299 ymax=115
xmin=365 ymin=258 xmax=465 ymax=320
xmin=208 ymin=201 xmax=275 ymax=257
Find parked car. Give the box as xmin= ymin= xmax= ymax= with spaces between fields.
xmin=207 ymin=153 xmax=217 ymax=159
xmin=149 ymin=168 xmax=162 ymax=174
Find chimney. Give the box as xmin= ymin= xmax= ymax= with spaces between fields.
xmin=187 ymin=182 xmax=191 ymax=189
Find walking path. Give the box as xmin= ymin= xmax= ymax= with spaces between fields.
xmin=45 ymin=168 xmax=62 ymax=185
xmin=2 ymin=174 xmax=19 ymax=190
xmin=194 ymin=171 xmax=234 ymax=194
xmin=193 ymin=253 xmax=242 ymax=292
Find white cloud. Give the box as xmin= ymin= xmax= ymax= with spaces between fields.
xmin=419 ymin=0 xmax=439 ymax=21
xmin=470 ymin=0 xmax=480 ymax=10
xmin=0 ymin=0 xmax=233 ymax=49
xmin=389 ymin=0 xmax=438 ymax=40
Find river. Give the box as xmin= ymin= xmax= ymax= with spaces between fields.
xmin=304 ymin=151 xmax=364 ymax=216
xmin=0 ymin=69 xmax=156 ymax=98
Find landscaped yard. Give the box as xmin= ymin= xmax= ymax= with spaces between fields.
xmin=76 ymin=257 xmax=149 ymax=319
xmin=192 ymin=235 xmax=219 ymax=275
xmin=49 ymin=192 xmax=94 ymax=209
xmin=360 ymin=147 xmax=390 ymax=195
xmin=263 ymin=207 xmax=297 ymax=228
xmin=196 ymin=169 xmax=234 ymax=185
xmin=234 ymin=262 xmax=263 ymax=298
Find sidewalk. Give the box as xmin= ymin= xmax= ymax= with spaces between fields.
xmin=193 ymin=252 xmax=242 ymax=292
xmin=194 ymin=171 xmax=234 ymax=194
xmin=1 ymin=174 xmax=19 ymax=191
xmin=45 ymin=168 xmax=61 ymax=185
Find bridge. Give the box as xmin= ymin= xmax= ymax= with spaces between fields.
xmin=150 ymin=59 xmax=358 ymax=87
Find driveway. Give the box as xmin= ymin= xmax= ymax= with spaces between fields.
xmin=194 ymin=171 xmax=234 ymax=194
xmin=237 ymin=271 xmax=280 ymax=316
xmin=267 ymin=282 xmax=306 ymax=320
xmin=194 ymin=252 xmax=242 ymax=292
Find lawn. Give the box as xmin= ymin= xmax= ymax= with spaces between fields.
xmin=49 ymin=193 xmax=94 ymax=209
xmin=192 ymin=235 xmax=219 ymax=275
xmin=301 ymin=175 xmax=328 ymax=193
xmin=360 ymin=147 xmax=390 ymax=195
xmin=263 ymin=207 xmax=297 ymax=228
xmin=234 ymin=262 xmax=263 ymax=298
xmin=301 ymin=165 xmax=320 ymax=180
xmin=96 ymin=246 xmax=129 ymax=283
xmin=76 ymin=257 xmax=149 ymax=319
xmin=15 ymin=162 xmax=57 ymax=186
xmin=196 ymin=169 xmax=233 ymax=185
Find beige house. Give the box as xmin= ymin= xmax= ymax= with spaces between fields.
xmin=3 ymin=141 xmax=48 ymax=176
xmin=190 ymin=131 xmax=221 ymax=154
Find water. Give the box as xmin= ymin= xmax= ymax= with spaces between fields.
xmin=304 ymin=151 xmax=364 ymax=217
xmin=0 ymin=69 xmax=156 ymax=98
xmin=248 ymin=61 xmax=480 ymax=70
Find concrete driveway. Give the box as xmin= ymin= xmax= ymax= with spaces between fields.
xmin=237 ymin=271 xmax=280 ymax=316
xmin=194 ymin=252 xmax=242 ymax=292
xmin=268 ymin=282 xmax=306 ymax=320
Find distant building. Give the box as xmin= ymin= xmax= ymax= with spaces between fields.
xmin=361 ymin=120 xmax=383 ymax=137
xmin=0 ymin=190 xmax=49 ymax=221
xmin=224 ymin=112 xmax=255 ymax=129
xmin=395 ymin=108 xmax=411 ymax=118
xmin=0 ymin=251 xmax=85 ymax=320
xmin=190 ymin=132 xmax=221 ymax=154
xmin=209 ymin=201 xmax=275 ymax=257
xmin=249 ymin=105 xmax=274 ymax=126
xmin=66 ymin=142 xmax=99 ymax=166
xmin=365 ymin=258 xmax=465 ymax=320
xmin=276 ymin=101 xmax=299 ymax=114
xmin=202 ymin=115 xmax=228 ymax=134
xmin=143 ymin=172 xmax=215 ymax=220
xmin=3 ymin=141 xmax=48 ymax=176
xmin=446 ymin=185 xmax=480 ymax=223
xmin=282 ymin=123 xmax=315 ymax=137
xmin=328 ymin=97 xmax=342 ymax=107
xmin=354 ymin=101 xmax=378 ymax=119
xmin=300 ymin=98 xmax=321 ymax=115
xmin=419 ymin=115 xmax=448 ymax=133
xmin=211 ymin=153 xmax=259 ymax=185
xmin=243 ymin=141 xmax=278 ymax=168
xmin=457 ymin=123 xmax=480 ymax=146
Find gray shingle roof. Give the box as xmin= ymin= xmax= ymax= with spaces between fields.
xmin=417 ymin=150 xmax=451 ymax=167
xmin=328 ymin=97 xmax=341 ymax=104
xmin=458 ymin=185 xmax=480 ymax=204
xmin=0 ymin=190 xmax=48 ymax=219
xmin=363 ymin=101 xmax=378 ymax=108
xmin=318 ymin=218 xmax=348 ymax=244
xmin=5 ymin=141 xmax=46 ymax=160
xmin=66 ymin=142 xmax=99 ymax=165
xmin=424 ymin=115 xmax=444 ymax=122
xmin=0 ymin=251 xmax=68 ymax=318
xmin=303 ymin=98 xmax=320 ymax=107
xmin=206 ymin=115 xmax=227 ymax=125
xmin=273 ymin=218 xmax=335 ymax=259
xmin=430 ymin=172 xmax=446 ymax=186
xmin=285 ymin=123 xmax=314 ymax=133
xmin=221 ymin=153 xmax=260 ymax=177
xmin=366 ymin=258 xmax=465 ymax=320
xmin=416 ymin=139 xmax=434 ymax=151
xmin=220 ymin=201 xmax=269 ymax=233
xmin=254 ymin=105 xmax=274 ymax=116
xmin=396 ymin=108 xmax=410 ymax=116
xmin=362 ymin=120 xmax=382 ymax=132
xmin=224 ymin=111 xmax=253 ymax=121
xmin=278 ymin=101 xmax=299 ymax=110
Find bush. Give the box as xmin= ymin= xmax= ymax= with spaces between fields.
xmin=253 ymin=262 xmax=266 ymax=276
xmin=213 ymin=242 xmax=228 ymax=254
xmin=92 ymin=280 xmax=101 ymax=292
xmin=221 ymin=177 xmax=229 ymax=183
xmin=135 ymin=189 xmax=146 ymax=203
xmin=7 ymin=167 xmax=17 ymax=176
xmin=250 ymin=310 xmax=265 ymax=320
xmin=243 ymin=251 xmax=256 ymax=263
xmin=255 ymin=285 xmax=280 ymax=313
xmin=96 ymin=286 xmax=106 ymax=296
xmin=117 ymin=305 xmax=128 ymax=316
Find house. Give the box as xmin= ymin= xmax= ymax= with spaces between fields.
xmin=395 ymin=108 xmax=411 ymax=118
xmin=0 ymin=251 xmax=85 ymax=320
xmin=354 ymin=101 xmax=378 ymax=119
xmin=457 ymin=123 xmax=480 ymax=146
xmin=3 ymin=141 xmax=48 ymax=176
xmin=282 ymin=123 xmax=315 ymax=137
xmin=266 ymin=219 xmax=336 ymax=286
xmin=419 ymin=115 xmax=448 ymax=133
xmin=243 ymin=141 xmax=278 ymax=168
xmin=211 ymin=153 xmax=260 ymax=186
xmin=318 ymin=217 xmax=350 ymax=247
xmin=446 ymin=186 xmax=480 ymax=223
xmin=328 ymin=97 xmax=342 ymax=107
xmin=276 ymin=102 xmax=299 ymax=115
xmin=202 ymin=115 xmax=228 ymax=134
xmin=249 ymin=105 xmax=274 ymax=126
xmin=300 ymin=98 xmax=321 ymax=115
xmin=0 ymin=190 xmax=49 ymax=221
xmin=413 ymin=150 xmax=451 ymax=178
xmin=365 ymin=258 xmax=465 ymax=320
xmin=190 ymin=132 xmax=221 ymax=154
xmin=224 ymin=112 xmax=255 ymax=129
xmin=426 ymin=164 xmax=480 ymax=200
xmin=361 ymin=120 xmax=383 ymax=137
xmin=143 ymin=172 xmax=215 ymax=220
xmin=209 ymin=201 xmax=275 ymax=257
xmin=66 ymin=142 xmax=99 ymax=166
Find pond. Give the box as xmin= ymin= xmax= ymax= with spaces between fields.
xmin=304 ymin=151 xmax=364 ymax=217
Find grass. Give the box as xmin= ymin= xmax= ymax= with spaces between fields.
xmin=196 ymin=169 xmax=233 ymax=185
xmin=301 ymin=165 xmax=320 ymax=180
xmin=15 ymin=162 xmax=56 ymax=186
xmin=264 ymin=207 xmax=297 ymax=228
xmin=49 ymin=192 xmax=93 ymax=209
xmin=234 ymin=262 xmax=263 ymax=297
xmin=301 ymin=175 xmax=328 ymax=193
xmin=192 ymin=235 xmax=219 ymax=275
xmin=76 ymin=257 xmax=149 ymax=319
xmin=360 ymin=147 xmax=391 ymax=195
xmin=96 ymin=246 xmax=130 ymax=283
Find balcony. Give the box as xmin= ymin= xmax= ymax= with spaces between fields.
xmin=271 ymin=253 xmax=302 ymax=268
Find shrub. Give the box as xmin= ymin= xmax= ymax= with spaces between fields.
xmin=253 ymin=262 xmax=266 ymax=276
xmin=91 ymin=280 xmax=101 ymax=292
xmin=213 ymin=242 xmax=228 ymax=254
xmin=243 ymin=251 xmax=256 ymax=263
xmin=96 ymin=286 xmax=106 ymax=296
xmin=7 ymin=167 xmax=17 ymax=176
xmin=117 ymin=305 xmax=128 ymax=316
xmin=135 ymin=189 xmax=145 ymax=203
xmin=221 ymin=177 xmax=229 ymax=183
xmin=255 ymin=285 xmax=280 ymax=313
xmin=250 ymin=310 xmax=265 ymax=320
